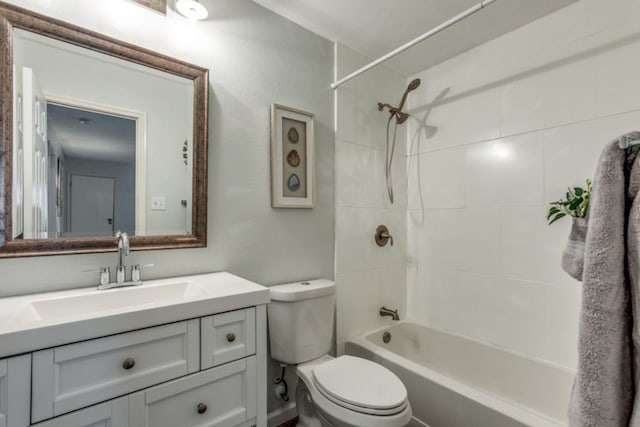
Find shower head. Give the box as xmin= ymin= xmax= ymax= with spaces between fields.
xmin=407 ymin=78 xmax=421 ymax=92
xmin=397 ymin=78 xmax=421 ymax=112
xmin=377 ymin=78 xmax=421 ymax=125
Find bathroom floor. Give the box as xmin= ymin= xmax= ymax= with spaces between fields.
xmin=278 ymin=417 xmax=298 ymax=427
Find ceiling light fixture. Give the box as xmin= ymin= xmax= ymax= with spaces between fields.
xmin=176 ymin=0 xmax=208 ymax=20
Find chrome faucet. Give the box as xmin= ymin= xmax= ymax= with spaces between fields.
xmin=116 ymin=231 xmax=130 ymax=284
xmin=94 ymin=232 xmax=151 ymax=290
xmin=379 ymin=306 xmax=400 ymax=321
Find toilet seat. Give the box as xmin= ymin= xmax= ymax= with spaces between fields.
xmin=311 ymin=355 xmax=408 ymax=416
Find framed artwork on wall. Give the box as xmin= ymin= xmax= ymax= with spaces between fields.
xmin=270 ymin=104 xmax=315 ymax=208
xmin=129 ymin=0 xmax=167 ymax=14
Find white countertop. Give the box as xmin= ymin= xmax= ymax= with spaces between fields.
xmin=0 ymin=272 xmax=270 ymax=358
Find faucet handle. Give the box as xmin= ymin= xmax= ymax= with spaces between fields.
xmin=375 ymin=225 xmax=394 ymax=247
xmin=131 ymin=265 xmax=142 ymax=284
xmin=83 ymin=267 xmax=110 ymax=287
xmin=131 ymin=264 xmax=154 ymax=284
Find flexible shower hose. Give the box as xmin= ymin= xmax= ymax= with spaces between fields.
xmin=385 ymin=115 xmax=398 ymax=204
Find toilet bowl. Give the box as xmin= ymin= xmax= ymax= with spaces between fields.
xmin=295 ymin=355 xmax=412 ymax=427
xmin=267 ymin=280 xmax=412 ymax=427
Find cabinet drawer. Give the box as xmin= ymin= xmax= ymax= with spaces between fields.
xmin=129 ymin=356 xmax=257 ymax=427
xmin=201 ymin=308 xmax=255 ymax=369
xmin=31 ymin=397 xmax=128 ymax=427
xmin=0 ymin=355 xmax=30 ymax=427
xmin=32 ymin=319 xmax=199 ymax=423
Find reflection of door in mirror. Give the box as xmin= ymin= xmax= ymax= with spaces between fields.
xmin=68 ymin=174 xmax=115 ymax=237
xmin=21 ymin=67 xmax=48 ymax=239
xmin=47 ymin=103 xmax=137 ymax=238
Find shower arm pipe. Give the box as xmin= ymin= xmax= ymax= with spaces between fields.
xmin=330 ymin=0 xmax=497 ymax=90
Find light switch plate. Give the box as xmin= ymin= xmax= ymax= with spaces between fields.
xmin=151 ymin=196 xmax=166 ymax=210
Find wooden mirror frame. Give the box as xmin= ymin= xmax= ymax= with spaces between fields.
xmin=0 ymin=2 xmax=208 ymax=257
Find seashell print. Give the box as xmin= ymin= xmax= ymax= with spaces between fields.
xmin=287 ymin=150 xmax=300 ymax=167
xmin=287 ymin=174 xmax=301 ymax=191
xmin=288 ymin=127 xmax=299 ymax=143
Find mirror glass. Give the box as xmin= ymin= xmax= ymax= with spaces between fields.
xmin=12 ymin=29 xmax=194 ymax=240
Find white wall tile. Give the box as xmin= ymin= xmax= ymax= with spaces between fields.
xmin=596 ymin=39 xmax=640 ymax=117
xmin=544 ymin=110 xmax=640 ymax=204
xmin=466 ymin=133 xmax=544 ymax=207
xmin=544 ymin=120 xmax=601 ymax=204
xmin=425 ymin=269 xmax=546 ymax=358
xmin=420 ymin=208 xmax=500 ymax=275
xmin=335 ymin=45 xmax=407 ymax=345
xmin=335 ymin=140 xmax=376 ymax=208
xmin=336 ymin=269 xmax=379 ymax=343
xmin=335 ymin=206 xmax=379 ymax=274
xmin=408 ymin=147 xmax=466 ymax=210
xmin=377 ymin=266 xmax=407 ymax=324
xmin=354 ymin=92 xmax=388 ymax=152
xmin=501 ymin=58 xmax=596 ymax=136
xmin=414 ymin=87 xmax=502 ymax=153
xmin=407 ymin=265 xmax=432 ymax=325
xmin=545 ymin=284 xmax=581 ymax=369
xmin=501 ymin=206 xmax=576 ymax=286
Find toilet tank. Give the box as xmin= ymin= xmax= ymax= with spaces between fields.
xmin=268 ymin=280 xmax=336 ymax=365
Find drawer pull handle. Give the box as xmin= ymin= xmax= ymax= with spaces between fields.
xmin=226 ymin=333 xmax=236 ymax=343
xmin=197 ymin=403 xmax=208 ymax=414
xmin=122 ymin=358 xmax=136 ymax=370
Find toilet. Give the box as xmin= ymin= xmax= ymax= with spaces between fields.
xmin=268 ymin=279 xmax=412 ymax=427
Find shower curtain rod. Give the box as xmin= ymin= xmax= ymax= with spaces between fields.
xmin=330 ymin=0 xmax=498 ymax=90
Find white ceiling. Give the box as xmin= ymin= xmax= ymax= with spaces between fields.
xmin=47 ymin=104 xmax=136 ymax=163
xmin=252 ymin=0 xmax=579 ymax=77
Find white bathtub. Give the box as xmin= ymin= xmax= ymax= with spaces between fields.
xmin=345 ymin=322 xmax=575 ymax=427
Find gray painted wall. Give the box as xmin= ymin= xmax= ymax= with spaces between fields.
xmin=0 ymin=0 xmax=335 ymax=413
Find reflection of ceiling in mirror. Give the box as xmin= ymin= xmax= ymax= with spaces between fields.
xmin=47 ymin=104 xmax=136 ymax=163
xmin=14 ymin=29 xmax=192 ymax=88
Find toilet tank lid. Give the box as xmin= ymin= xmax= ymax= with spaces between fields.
xmin=269 ymin=279 xmax=335 ymax=302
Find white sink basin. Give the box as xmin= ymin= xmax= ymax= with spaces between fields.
xmin=28 ymin=281 xmax=206 ymax=321
xmin=0 ymin=272 xmax=270 ymax=358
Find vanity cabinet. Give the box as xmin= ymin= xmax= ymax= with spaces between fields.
xmin=0 ymin=355 xmax=31 ymax=427
xmin=1 ymin=304 xmax=266 ymax=427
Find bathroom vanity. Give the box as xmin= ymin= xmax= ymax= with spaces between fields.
xmin=0 ymin=272 xmax=269 ymax=427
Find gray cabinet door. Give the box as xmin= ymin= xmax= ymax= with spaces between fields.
xmin=0 ymin=355 xmax=30 ymax=427
xmin=129 ymin=356 xmax=257 ymax=427
xmin=31 ymin=397 xmax=128 ymax=427
xmin=201 ymin=307 xmax=256 ymax=369
xmin=32 ymin=319 xmax=199 ymax=422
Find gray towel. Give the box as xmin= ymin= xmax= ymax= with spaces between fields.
xmin=568 ymin=140 xmax=639 ymax=427
xmin=561 ymin=217 xmax=588 ymax=281
xmin=626 ymin=154 xmax=640 ymax=426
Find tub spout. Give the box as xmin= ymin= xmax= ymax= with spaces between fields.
xmin=380 ymin=306 xmax=400 ymax=321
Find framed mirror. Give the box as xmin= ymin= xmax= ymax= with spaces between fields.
xmin=0 ymin=2 xmax=209 ymax=257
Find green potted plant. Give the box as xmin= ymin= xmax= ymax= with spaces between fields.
xmin=547 ymin=179 xmax=592 ymax=225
